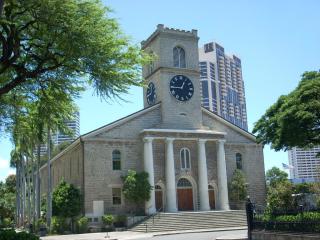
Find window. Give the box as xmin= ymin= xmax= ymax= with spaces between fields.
xmin=180 ymin=148 xmax=191 ymax=170
xmin=201 ymin=81 xmax=209 ymax=98
xmin=112 ymin=150 xmax=121 ymax=170
xmin=173 ymin=46 xmax=186 ymax=68
xmin=236 ymin=153 xmax=242 ymax=170
xmin=177 ymin=178 xmax=192 ymax=188
xmin=112 ymin=188 xmax=121 ymax=205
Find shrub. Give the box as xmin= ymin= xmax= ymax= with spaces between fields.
xmin=114 ymin=215 xmax=127 ymax=228
xmin=102 ymin=215 xmax=114 ymax=226
xmin=35 ymin=218 xmax=46 ymax=232
xmin=52 ymin=181 xmax=81 ymax=218
xmin=229 ymin=169 xmax=247 ymax=201
xmin=0 ymin=229 xmax=39 ymax=240
xmin=77 ymin=217 xmax=88 ymax=234
xmin=0 ymin=218 xmax=13 ymax=228
xmin=50 ymin=216 xmax=66 ymax=234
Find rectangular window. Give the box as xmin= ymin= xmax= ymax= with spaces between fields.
xmin=201 ymin=81 xmax=209 ymax=98
xmin=112 ymin=188 xmax=121 ymax=205
xmin=113 ymin=160 xmax=121 ymax=170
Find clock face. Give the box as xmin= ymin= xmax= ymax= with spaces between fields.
xmin=169 ymin=75 xmax=194 ymax=101
xmin=146 ymin=82 xmax=156 ymax=105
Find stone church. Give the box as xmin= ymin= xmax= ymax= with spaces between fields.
xmin=40 ymin=25 xmax=266 ymax=219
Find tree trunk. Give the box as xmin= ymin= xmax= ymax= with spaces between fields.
xmin=21 ymin=156 xmax=25 ymax=227
xmin=46 ymin=128 xmax=52 ymax=229
xmin=36 ymin=144 xmax=41 ymax=221
xmin=26 ymin=156 xmax=31 ymax=227
xmin=15 ymin=162 xmax=20 ymax=227
xmin=32 ymin=153 xmax=36 ymax=225
xmin=0 ymin=0 xmax=4 ymax=17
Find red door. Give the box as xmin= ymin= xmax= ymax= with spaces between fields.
xmin=209 ymin=189 xmax=215 ymax=210
xmin=177 ymin=188 xmax=194 ymax=211
xmin=155 ymin=191 xmax=163 ymax=211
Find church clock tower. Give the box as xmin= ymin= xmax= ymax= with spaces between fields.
xmin=142 ymin=24 xmax=203 ymax=129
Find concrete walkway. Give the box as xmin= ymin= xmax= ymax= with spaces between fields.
xmin=41 ymin=227 xmax=247 ymax=240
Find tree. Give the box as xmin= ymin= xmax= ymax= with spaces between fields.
xmin=253 ymin=71 xmax=320 ymax=151
xmin=0 ymin=175 xmax=16 ymax=223
xmin=122 ymin=170 xmax=152 ymax=211
xmin=52 ymin=180 xmax=81 ymax=219
xmin=267 ymin=181 xmax=294 ymax=212
xmin=266 ymin=167 xmax=288 ymax=188
xmin=229 ymin=169 xmax=248 ymax=201
xmin=0 ymin=0 xmax=148 ymax=97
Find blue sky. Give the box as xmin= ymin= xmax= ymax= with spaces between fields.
xmin=0 ymin=0 xmax=319 ymax=181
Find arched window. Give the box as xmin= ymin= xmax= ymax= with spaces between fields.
xmin=112 ymin=150 xmax=121 ymax=170
xmin=177 ymin=178 xmax=192 ymax=188
xmin=173 ymin=46 xmax=186 ymax=68
xmin=148 ymin=51 xmax=154 ymax=74
xmin=236 ymin=153 xmax=242 ymax=170
xmin=180 ymin=148 xmax=191 ymax=170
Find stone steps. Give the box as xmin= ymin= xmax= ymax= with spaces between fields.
xmin=130 ymin=210 xmax=247 ymax=232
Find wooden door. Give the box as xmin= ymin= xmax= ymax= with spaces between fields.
xmin=209 ymin=189 xmax=215 ymax=210
xmin=177 ymin=188 xmax=194 ymax=211
xmin=155 ymin=191 xmax=163 ymax=211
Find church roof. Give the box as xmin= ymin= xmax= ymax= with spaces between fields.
xmin=202 ymin=107 xmax=256 ymax=142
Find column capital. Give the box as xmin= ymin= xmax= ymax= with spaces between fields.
xmin=198 ymin=138 xmax=207 ymax=144
xmin=217 ymin=139 xmax=226 ymax=144
xmin=143 ymin=137 xmax=154 ymax=143
xmin=165 ymin=137 xmax=175 ymax=143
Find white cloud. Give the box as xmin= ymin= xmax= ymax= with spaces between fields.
xmin=0 ymin=157 xmax=9 ymax=169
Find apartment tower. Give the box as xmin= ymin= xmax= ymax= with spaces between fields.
xmin=199 ymin=42 xmax=248 ymax=130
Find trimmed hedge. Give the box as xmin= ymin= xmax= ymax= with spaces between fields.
xmin=254 ymin=212 xmax=320 ymax=233
xmin=0 ymin=229 xmax=39 ymax=240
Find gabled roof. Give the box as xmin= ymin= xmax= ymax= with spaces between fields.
xmin=81 ymin=103 xmax=161 ymax=140
xmin=202 ymin=107 xmax=256 ymax=142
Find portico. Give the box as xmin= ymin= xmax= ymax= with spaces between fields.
xmin=142 ymin=129 xmax=230 ymax=214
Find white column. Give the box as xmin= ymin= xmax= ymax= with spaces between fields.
xmin=198 ymin=139 xmax=210 ymax=211
xmin=143 ymin=137 xmax=156 ymax=215
xmin=165 ymin=138 xmax=177 ymax=212
xmin=217 ymin=139 xmax=230 ymax=210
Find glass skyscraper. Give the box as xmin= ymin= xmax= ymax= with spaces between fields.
xmin=199 ymin=42 xmax=248 ymax=130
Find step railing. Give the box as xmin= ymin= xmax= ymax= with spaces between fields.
xmin=144 ymin=207 xmax=163 ymax=232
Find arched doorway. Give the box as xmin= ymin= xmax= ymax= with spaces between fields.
xmin=155 ymin=185 xmax=163 ymax=211
xmin=208 ymin=185 xmax=215 ymax=210
xmin=177 ymin=178 xmax=194 ymax=211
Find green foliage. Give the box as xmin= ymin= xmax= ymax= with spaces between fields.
xmin=292 ymin=182 xmax=315 ymax=194
xmin=76 ymin=217 xmax=88 ymax=234
xmin=0 ymin=175 xmax=16 ymax=223
xmin=122 ymin=170 xmax=152 ymax=205
xmin=0 ymin=229 xmax=40 ymax=240
xmin=102 ymin=215 xmax=114 ymax=226
xmin=253 ymin=71 xmax=320 ymax=151
xmin=267 ymin=181 xmax=294 ymax=212
xmin=0 ymin=0 xmax=151 ymax=132
xmin=50 ymin=216 xmax=67 ymax=234
xmin=229 ymin=169 xmax=247 ymax=201
xmin=266 ymin=167 xmax=288 ymax=188
xmin=35 ymin=218 xmax=46 ymax=233
xmin=113 ymin=215 xmax=127 ymax=228
xmin=52 ymin=180 xmax=81 ymax=218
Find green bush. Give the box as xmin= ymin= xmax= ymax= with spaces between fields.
xmin=76 ymin=217 xmax=88 ymax=233
xmin=50 ymin=216 xmax=66 ymax=234
xmin=102 ymin=215 xmax=114 ymax=225
xmin=114 ymin=215 xmax=127 ymax=228
xmin=0 ymin=218 xmax=13 ymax=228
xmin=35 ymin=218 xmax=46 ymax=232
xmin=0 ymin=229 xmax=39 ymax=240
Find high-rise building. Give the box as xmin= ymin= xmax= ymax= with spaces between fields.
xmin=288 ymin=146 xmax=320 ymax=181
xmin=37 ymin=111 xmax=80 ymax=156
xmin=199 ymin=42 xmax=248 ymax=130
xmin=52 ymin=111 xmax=80 ymax=145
